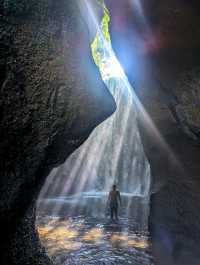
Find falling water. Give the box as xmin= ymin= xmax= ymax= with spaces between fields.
xmin=37 ymin=4 xmax=153 ymax=264
xmin=56 ymin=73 xmax=151 ymax=196
xmin=38 ymin=3 xmax=151 ymax=204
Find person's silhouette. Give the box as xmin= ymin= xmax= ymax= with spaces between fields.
xmin=108 ymin=184 xmax=121 ymax=221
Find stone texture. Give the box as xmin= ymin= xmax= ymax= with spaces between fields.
xmin=106 ymin=0 xmax=200 ymax=264
xmin=0 ymin=1 xmax=115 ymax=264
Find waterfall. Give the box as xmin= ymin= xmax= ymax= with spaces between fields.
xmin=39 ymin=4 xmax=151 ymax=199
xmin=46 ymin=76 xmax=151 ymax=196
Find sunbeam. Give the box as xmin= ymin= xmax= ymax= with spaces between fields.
xmin=38 ymin=0 xmax=185 ymax=226
xmin=38 ymin=1 xmax=152 ymax=220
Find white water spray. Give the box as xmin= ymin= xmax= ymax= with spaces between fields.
xmin=39 ymin=4 xmax=151 ymax=201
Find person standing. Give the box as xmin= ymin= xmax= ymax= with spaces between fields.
xmin=108 ymin=184 xmax=121 ymax=221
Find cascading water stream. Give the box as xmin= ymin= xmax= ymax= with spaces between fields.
xmin=38 ymin=3 xmax=151 ymax=217
xmin=37 ymin=3 xmax=153 ymax=264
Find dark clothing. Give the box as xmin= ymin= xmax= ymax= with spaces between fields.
xmin=108 ymin=190 xmax=121 ymax=220
xmin=110 ymin=204 xmax=118 ymax=220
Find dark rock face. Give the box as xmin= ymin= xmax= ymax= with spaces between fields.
xmin=0 ymin=1 xmax=115 ymax=264
xmin=106 ymin=0 xmax=200 ymax=264
xmin=139 ymin=112 xmax=200 ymax=265
xmin=172 ymin=69 xmax=200 ymax=140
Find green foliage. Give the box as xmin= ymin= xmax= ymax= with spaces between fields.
xmin=101 ymin=6 xmax=111 ymax=43
xmin=91 ymin=2 xmax=111 ymax=75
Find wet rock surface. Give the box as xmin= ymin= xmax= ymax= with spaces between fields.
xmin=0 ymin=1 xmax=115 ymax=264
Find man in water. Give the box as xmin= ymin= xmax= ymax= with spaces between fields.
xmin=108 ymin=184 xmax=121 ymax=221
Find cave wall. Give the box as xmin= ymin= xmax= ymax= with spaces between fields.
xmin=0 ymin=1 xmax=115 ymax=264
xmin=1 ymin=0 xmax=200 ymax=263
xmin=106 ymin=0 xmax=200 ymax=264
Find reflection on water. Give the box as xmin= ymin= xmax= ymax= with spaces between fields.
xmin=37 ymin=194 xmax=153 ymax=265
xmin=37 ymin=216 xmax=152 ymax=265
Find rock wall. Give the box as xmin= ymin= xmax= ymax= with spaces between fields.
xmin=106 ymin=0 xmax=200 ymax=264
xmin=0 ymin=1 xmax=115 ymax=264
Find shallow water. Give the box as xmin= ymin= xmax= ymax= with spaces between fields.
xmin=37 ymin=193 xmax=153 ymax=265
